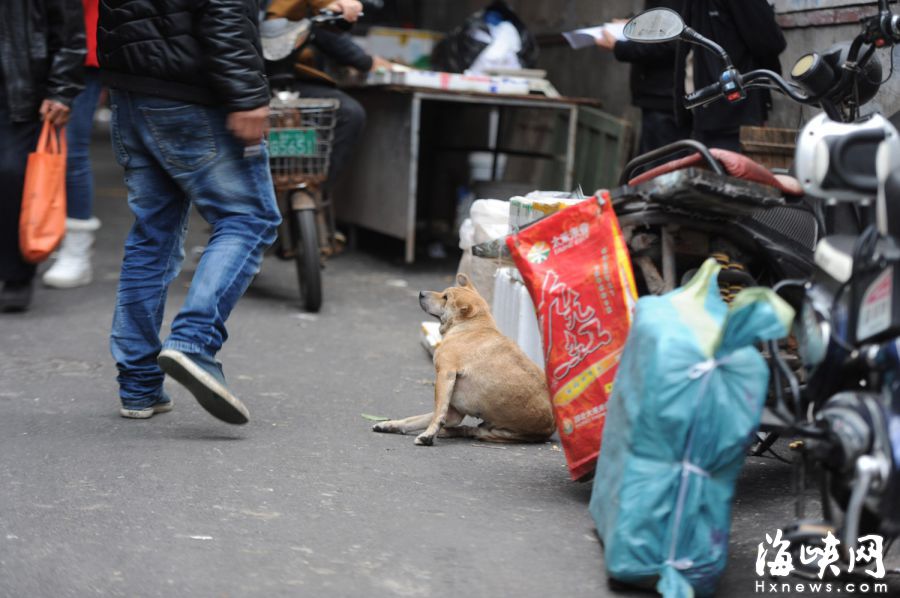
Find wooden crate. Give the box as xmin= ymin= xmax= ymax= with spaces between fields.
xmin=740 ymin=126 xmax=798 ymax=171
xmin=542 ymin=107 xmax=633 ymax=193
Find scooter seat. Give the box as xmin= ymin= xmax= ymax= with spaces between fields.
xmin=614 ymin=167 xmax=786 ymax=218
xmin=629 ymin=149 xmax=804 ymax=197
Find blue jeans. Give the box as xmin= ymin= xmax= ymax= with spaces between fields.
xmin=65 ymin=68 xmax=103 ymax=220
xmin=108 ymin=91 xmax=281 ymax=409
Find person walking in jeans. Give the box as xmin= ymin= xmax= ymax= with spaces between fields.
xmin=99 ymin=0 xmax=282 ymax=423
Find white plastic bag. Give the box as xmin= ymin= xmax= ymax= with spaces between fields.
xmin=470 ymin=199 xmax=509 ymax=244
xmin=457 ymin=199 xmax=509 ymax=306
xmin=468 ymin=20 xmax=523 ymax=74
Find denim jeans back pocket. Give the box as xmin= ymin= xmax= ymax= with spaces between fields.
xmin=140 ymin=103 xmax=217 ymax=171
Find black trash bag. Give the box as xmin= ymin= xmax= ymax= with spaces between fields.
xmin=431 ymin=1 xmax=538 ymax=73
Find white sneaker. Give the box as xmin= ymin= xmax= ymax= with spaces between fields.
xmin=43 ymin=217 xmax=101 ymax=289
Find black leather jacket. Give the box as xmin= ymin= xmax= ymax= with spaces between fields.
xmin=98 ymin=0 xmax=270 ymax=112
xmin=0 ymin=0 xmax=86 ymax=123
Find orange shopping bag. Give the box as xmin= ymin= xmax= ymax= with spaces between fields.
xmin=19 ymin=120 xmax=67 ymax=263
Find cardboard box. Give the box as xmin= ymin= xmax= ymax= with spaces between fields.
xmin=510 ymin=193 xmax=585 ymax=232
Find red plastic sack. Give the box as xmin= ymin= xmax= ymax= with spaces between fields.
xmin=507 ymin=195 xmax=637 ymax=480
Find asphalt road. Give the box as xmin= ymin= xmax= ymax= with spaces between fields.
xmin=1 ymin=138 xmax=898 ymax=597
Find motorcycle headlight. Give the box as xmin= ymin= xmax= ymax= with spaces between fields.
xmin=791 ymin=52 xmax=835 ymax=98
xmin=796 ymin=298 xmax=831 ymax=371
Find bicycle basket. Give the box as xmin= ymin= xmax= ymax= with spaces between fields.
xmin=267 ymin=96 xmax=339 ymax=189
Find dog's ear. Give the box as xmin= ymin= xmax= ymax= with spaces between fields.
xmin=456 ymin=273 xmax=473 ymax=288
xmin=457 ymin=301 xmax=482 ymax=319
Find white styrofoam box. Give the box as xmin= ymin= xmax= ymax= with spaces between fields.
xmin=492 ymin=268 xmax=517 ymax=339
xmin=492 ymin=268 xmax=544 ymax=369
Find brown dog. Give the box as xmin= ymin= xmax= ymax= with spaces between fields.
xmin=373 ymin=274 xmax=555 ymax=446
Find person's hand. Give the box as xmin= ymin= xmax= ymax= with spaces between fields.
xmin=595 ymin=28 xmax=618 ymax=51
xmin=39 ymin=99 xmax=71 ymax=127
xmin=227 ymin=106 xmax=270 ymax=146
xmin=325 ymin=0 xmax=363 ymax=22
xmin=370 ymin=55 xmax=393 ymax=72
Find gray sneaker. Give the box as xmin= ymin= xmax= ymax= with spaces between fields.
xmin=157 ymin=349 xmax=249 ymax=425
xmin=120 ymin=394 xmax=174 ymax=419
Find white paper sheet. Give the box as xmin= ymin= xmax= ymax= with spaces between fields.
xmin=563 ymin=23 xmax=627 ymax=50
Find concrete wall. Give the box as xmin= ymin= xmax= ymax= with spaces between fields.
xmin=770 ymin=1 xmax=900 ymax=126
xmin=419 ymin=0 xmax=900 ymax=127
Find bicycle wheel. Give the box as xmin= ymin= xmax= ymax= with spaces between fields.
xmin=292 ymin=207 xmax=322 ymax=312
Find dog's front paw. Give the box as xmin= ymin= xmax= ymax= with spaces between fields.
xmin=414 ymin=434 xmax=434 ymax=446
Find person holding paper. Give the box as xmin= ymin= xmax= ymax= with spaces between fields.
xmin=595 ymin=0 xmax=689 ymax=154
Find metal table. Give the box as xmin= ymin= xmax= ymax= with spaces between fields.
xmin=333 ymin=86 xmax=591 ymax=263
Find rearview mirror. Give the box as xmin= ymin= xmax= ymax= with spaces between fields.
xmin=624 ymin=8 xmax=685 ymax=43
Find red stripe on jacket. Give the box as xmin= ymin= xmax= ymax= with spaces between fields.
xmin=83 ymin=0 xmax=99 ymax=68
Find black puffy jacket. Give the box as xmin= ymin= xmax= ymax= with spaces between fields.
xmin=98 ymin=0 xmax=269 ymax=111
xmin=0 ymin=0 xmax=86 ymax=123
xmin=675 ymin=0 xmax=786 ymax=132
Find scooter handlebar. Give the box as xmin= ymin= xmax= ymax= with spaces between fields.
xmin=684 ymin=82 xmax=724 ymax=110
xmin=684 ymin=69 xmax=812 ymax=112
xmin=684 ymin=67 xmax=754 ymax=110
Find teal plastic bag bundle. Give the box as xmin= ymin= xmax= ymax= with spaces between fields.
xmin=588 ymin=259 xmax=794 ymax=597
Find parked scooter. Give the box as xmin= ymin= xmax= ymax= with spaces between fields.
xmin=612 ymin=2 xmax=891 ymax=297
xmin=614 ymin=139 xmax=818 ymax=297
xmin=260 ymin=11 xmax=353 ymax=311
xmin=625 ymin=2 xmax=900 ymax=570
